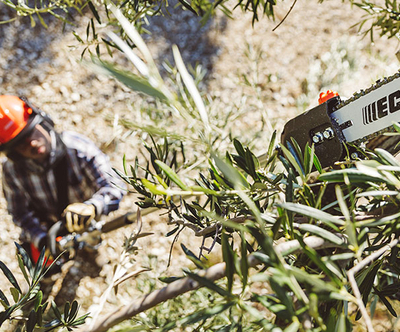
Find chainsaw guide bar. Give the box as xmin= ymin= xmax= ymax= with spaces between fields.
xmin=281 ymin=70 xmax=400 ymax=167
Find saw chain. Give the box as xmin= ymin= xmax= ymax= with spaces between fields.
xmin=281 ymin=70 xmax=400 ymax=167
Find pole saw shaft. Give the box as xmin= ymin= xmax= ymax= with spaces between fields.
xmin=100 ymin=207 xmax=159 ymax=234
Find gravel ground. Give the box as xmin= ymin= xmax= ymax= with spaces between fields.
xmin=0 ymin=0 xmax=399 ymax=330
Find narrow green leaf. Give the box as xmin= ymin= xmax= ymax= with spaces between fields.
xmin=251 ymin=252 xmax=271 ymax=265
xmin=212 ymin=153 xmax=250 ymax=189
xmin=287 ymin=266 xmax=344 ymax=296
xmin=298 ymin=224 xmax=344 ymax=246
xmin=90 ymin=58 xmax=168 ymax=101
xmin=375 ymin=148 xmax=400 ymax=166
xmin=173 ymin=45 xmax=210 ymax=133
xmin=29 ymin=15 xmax=36 ymax=28
xmin=290 ymin=138 xmax=305 ymax=167
xmin=250 ymin=226 xmax=282 ymax=267
xmin=181 ymin=244 xmax=206 ymax=269
xmin=159 ymin=276 xmax=183 ymax=283
xmin=357 ymin=261 xmax=381 ymax=308
xmin=240 ymin=231 xmax=249 ymax=290
xmin=70 ymin=313 xmax=90 ymax=327
xmin=294 ymin=234 xmax=343 ymax=286
xmin=166 ymin=226 xmax=180 ymax=237
xmin=280 ymin=144 xmax=304 ymax=177
xmin=335 ymin=186 xmax=357 ymax=249
xmin=393 ymin=122 xmax=400 ymax=133
xmin=37 ymin=13 xmax=48 ymax=28
xmin=32 ymin=248 xmax=46 ymax=282
xmin=64 ymin=301 xmax=71 ymax=322
xmin=313 ymin=150 xmax=323 ymax=173
xmin=335 ymin=312 xmax=348 ymax=332
xmin=16 ymin=242 xmax=33 ymax=277
xmin=0 ymin=261 xmax=21 ymax=293
xmin=244 ymin=148 xmax=259 ymax=179
xmin=36 ymin=306 xmax=44 ymax=327
xmin=17 ymin=254 xmax=30 ymax=285
xmin=141 ymin=179 xmax=168 ymax=195
xmin=177 ymin=0 xmax=198 ymax=15
xmin=267 ymin=131 xmax=277 ymax=161
xmin=72 ymin=31 xmax=84 ymax=43
xmin=0 ymin=290 xmax=9 ymax=307
xmin=356 ymin=190 xmax=399 ymax=198
xmin=252 ymin=293 xmax=291 ymax=319
xmin=51 ymin=301 xmax=63 ymax=322
xmin=304 ymin=144 xmax=313 ymax=175
xmin=67 ymin=300 xmax=79 ymax=323
xmin=88 ymin=0 xmax=101 ymax=23
xmin=180 ymin=303 xmax=233 ymax=326
xmin=0 ymin=304 xmax=18 ymax=326
xmin=233 ymin=139 xmax=246 ymax=158
xmin=319 ymin=168 xmax=388 ymax=184
xmin=26 ymin=310 xmax=37 ymax=332
xmin=10 ymin=287 xmax=19 ymax=303
xmin=380 ymin=294 xmax=397 ymax=317
xmin=239 ymin=301 xmax=269 ymax=321
xmin=221 ymin=232 xmax=234 ymax=293
xmin=184 ymin=270 xmax=232 ymax=297
xmin=278 ymin=202 xmax=344 ymax=226
xmin=26 ymin=284 xmax=40 ymax=302
xmin=155 ymin=160 xmax=188 ymax=190
xmin=34 ymin=291 xmax=43 ymax=311
xmin=43 ymin=318 xmax=62 ymax=329
xmin=112 ymin=167 xmax=131 ymax=185
xmin=208 ymin=159 xmax=233 ymax=189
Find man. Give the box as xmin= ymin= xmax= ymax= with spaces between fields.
xmin=0 ymin=95 xmax=125 ymax=263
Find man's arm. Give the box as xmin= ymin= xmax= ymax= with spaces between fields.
xmin=63 ymin=131 xmax=126 ymax=218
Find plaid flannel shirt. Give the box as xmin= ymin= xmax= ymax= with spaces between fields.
xmin=2 ymin=131 xmax=126 ymax=248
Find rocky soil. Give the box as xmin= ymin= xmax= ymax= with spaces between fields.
xmin=0 ymin=0 xmax=399 ymax=330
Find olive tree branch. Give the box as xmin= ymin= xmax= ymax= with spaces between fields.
xmin=84 ymin=235 xmax=345 ymax=332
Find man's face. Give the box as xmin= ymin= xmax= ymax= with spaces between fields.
xmin=14 ymin=124 xmax=52 ymax=161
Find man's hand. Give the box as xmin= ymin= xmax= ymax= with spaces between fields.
xmin=62 ymin=203 xmax=96 ymax=233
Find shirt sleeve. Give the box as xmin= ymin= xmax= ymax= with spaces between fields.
xmin=64 ymin=132 xmax=126 ymax=217
xmin=2 ymin=162 xmax=47 ymax=248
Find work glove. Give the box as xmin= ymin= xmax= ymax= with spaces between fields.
xmin=62 ymin=202 xmax=96 ymax=233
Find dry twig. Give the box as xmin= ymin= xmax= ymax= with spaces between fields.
xmin=347 ymin=236 xmax=400 ymax=332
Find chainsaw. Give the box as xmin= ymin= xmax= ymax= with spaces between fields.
xmin=281 ymin=70 xmax=400 ymax=167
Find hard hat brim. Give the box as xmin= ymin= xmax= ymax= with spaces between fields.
xmin=0 ymin=113 xmax=43 ymax=152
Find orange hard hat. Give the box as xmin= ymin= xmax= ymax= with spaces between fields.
xmin=318 ymin=90 xmax=339 ymax=105
xmin=0 ymin=95 xmax=36 ymax=150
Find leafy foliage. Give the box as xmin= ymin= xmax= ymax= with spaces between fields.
xmin=85 ymin=11 xmax=400 ymax=331
xmin=353 ymin=0 xmax=400 ymax=41
xmin=2 ymin=0 xmax=400 ymax=57
xmin=0 ymin=243 xmax=89 ymax=331
xmin=112 ymin=130 xmax=400 ymax=331
xmin=1 ymin=2 xmax=400 ymax=331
